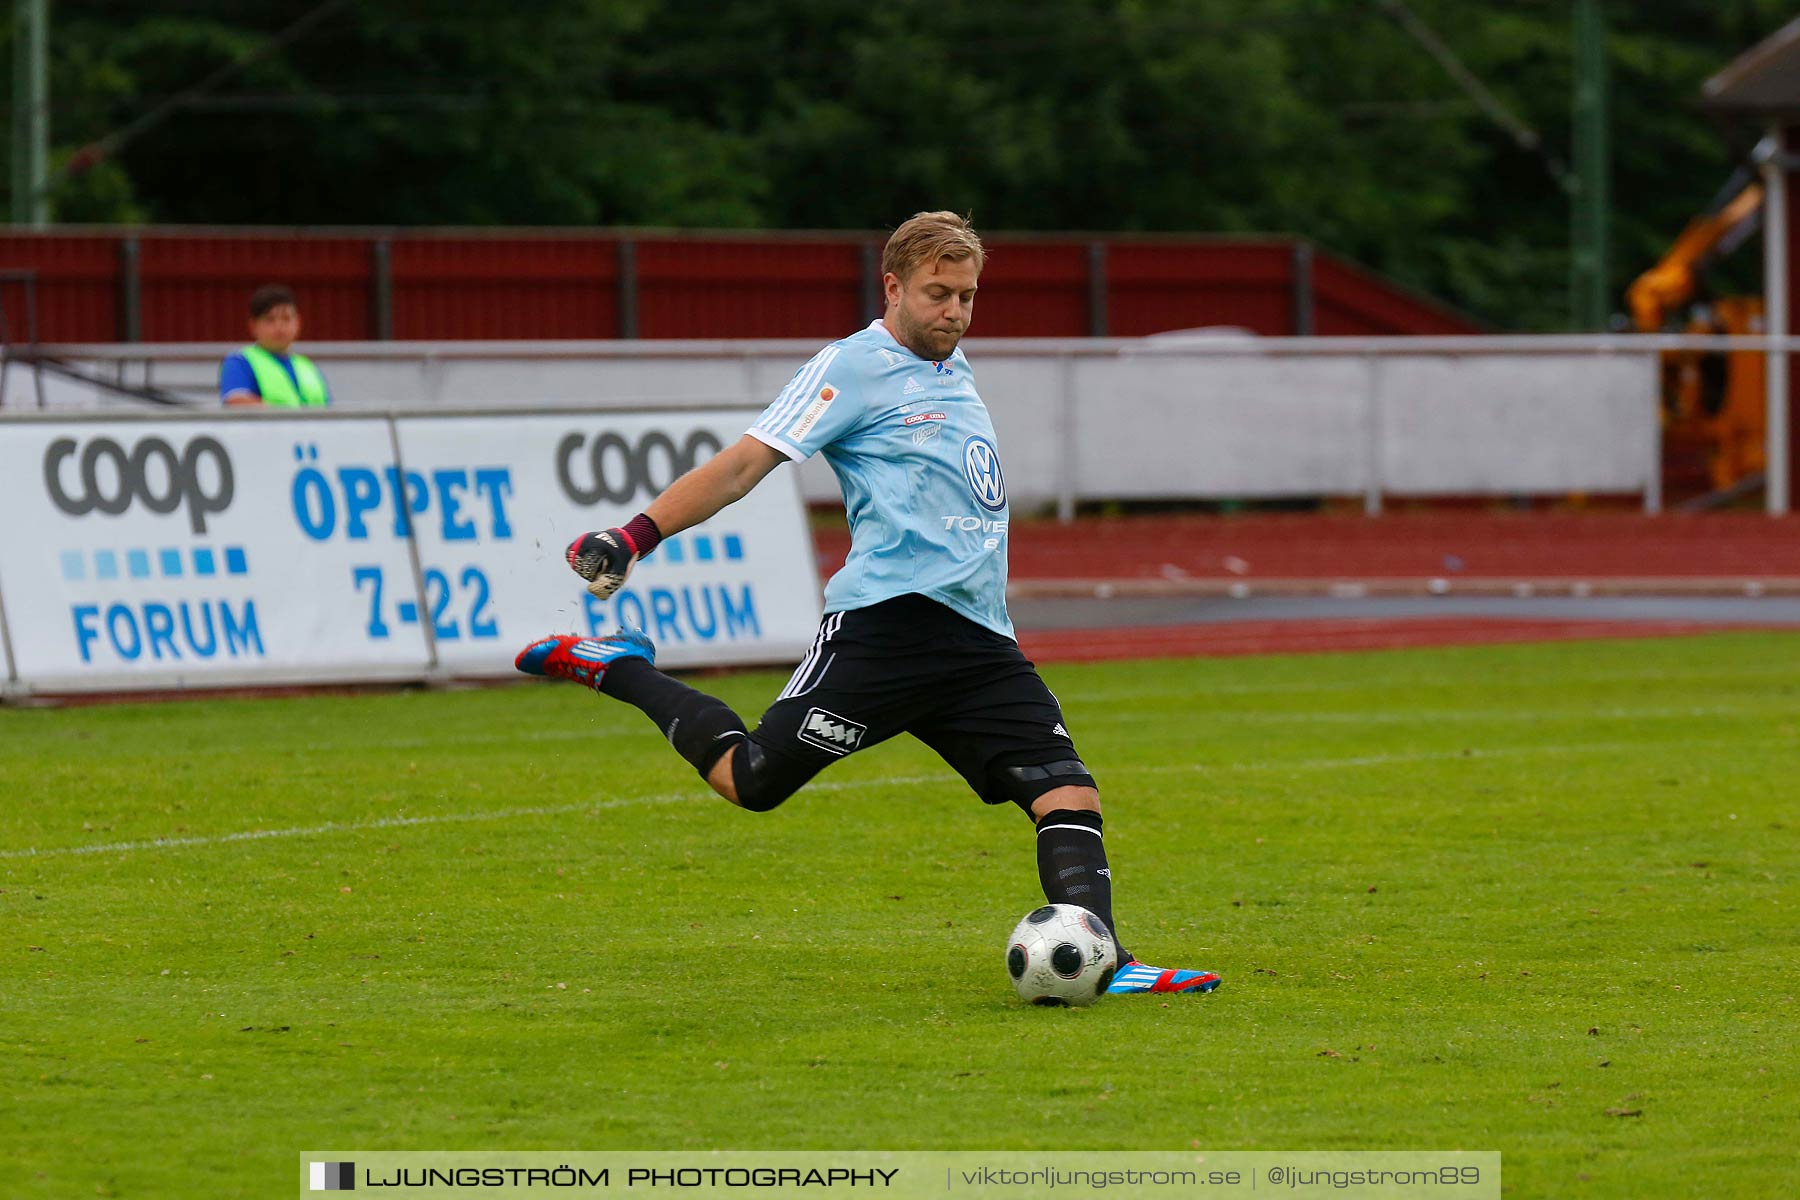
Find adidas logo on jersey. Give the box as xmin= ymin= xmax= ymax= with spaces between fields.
xmin=798 ymin=707 xmax=867 ymax=755
xmin=1052 ymin=723 xmax=1068 ymax=738
xmin=902 ymin=377 xmax=924 ymax=395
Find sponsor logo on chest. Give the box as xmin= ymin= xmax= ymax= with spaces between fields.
xmin=962 ymin=434 xmax=1007 ymax=512
xmin=900 ymin=408 xmax=947 ymax=445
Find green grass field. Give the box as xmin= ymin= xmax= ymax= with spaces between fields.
xmin=4 ymin=632 xmax=1797 ymax=1199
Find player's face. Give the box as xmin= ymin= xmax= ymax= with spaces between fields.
xmin=250 ymin=304 xmax=301 ymax=355
xmin=885 ymin=256 xmax=978 ymax=361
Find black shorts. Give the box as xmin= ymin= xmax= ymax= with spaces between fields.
xmin=744 ymin=594 xmax=1095 ymax=809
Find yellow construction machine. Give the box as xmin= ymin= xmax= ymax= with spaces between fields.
xmin=1626 ymin=171 xmax=1767 ymax=494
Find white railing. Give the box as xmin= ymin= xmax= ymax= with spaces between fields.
xmin=6 ymin=334 xmax=1795 ymax=515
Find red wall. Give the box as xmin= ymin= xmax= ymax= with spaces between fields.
xmin=975 ymin=241 xmax=1092 ymax=336
xmin=0 ymin=227 xmax=1483 ymax=343
xmin=0 ymin=236 xmax=117 ymax=341
xmin=391 ymin=238 xmax=620 ymax=340
xmin=636 ymin=239 xmax=866 ymax=339
xmin=1108 ymin=242 xmax=1295 ymax=334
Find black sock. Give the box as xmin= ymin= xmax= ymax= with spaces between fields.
xmin=1035 ymin=809 xmax=1128 ymax=961
xmin=599 ymin=658 xmax=746 ymax=777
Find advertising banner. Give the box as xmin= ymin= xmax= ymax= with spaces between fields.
xmin=0 ymin=409 xmax=819 ymax=694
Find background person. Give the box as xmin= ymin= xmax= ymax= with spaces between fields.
xmin=218 ymin=284 xmax=331 ymax=408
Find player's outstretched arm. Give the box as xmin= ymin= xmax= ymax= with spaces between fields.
xmin=645 ymin=434 xmax=787 ymax=535
xmin=567 ymin=435 xmax=786 ymax=597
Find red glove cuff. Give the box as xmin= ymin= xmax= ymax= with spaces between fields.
xmin=619 ymin=512 xmax=663 ymax=557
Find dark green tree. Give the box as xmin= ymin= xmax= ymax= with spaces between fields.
xmin=3 ymin=0 xmax=1794 ymax=329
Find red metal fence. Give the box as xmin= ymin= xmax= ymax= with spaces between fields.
xmin=0 ymin=226 xmax=1482 ymax=344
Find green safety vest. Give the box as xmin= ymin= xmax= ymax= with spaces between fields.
xmin=241 ymin=344 xmax=330 ymax=407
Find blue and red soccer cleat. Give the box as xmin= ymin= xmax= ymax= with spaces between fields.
xmin=514 ymin=629 xmax=655 ymax=689
xmin=1106 ymin=960 xmax=1222 ymax=995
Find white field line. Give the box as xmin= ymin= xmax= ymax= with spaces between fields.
xmin=0 ymin=772 xmax=948 ymax=862
xmin=0 ymin=791 xmax=697 ymax=861
xmin=1116 ymin=734 xmax=1779 ymax=776
xmin=1065 ymin=661 xmax=1800 ymax=702
xmin=1074 ymin=703 xmax=1790 ymax=725
xmin=2 ymin=736 xmax=1774 ymax=862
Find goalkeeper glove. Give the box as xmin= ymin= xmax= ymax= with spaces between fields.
xmin=566 ymin=515 xmax=662 ymax=599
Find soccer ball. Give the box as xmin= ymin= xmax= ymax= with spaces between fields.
xmin=1006 ymin=903 xmax=1118 ymax=1007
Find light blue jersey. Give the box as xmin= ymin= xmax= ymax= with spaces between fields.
xmin=749 ymin=320 xmax=1013 ymax=638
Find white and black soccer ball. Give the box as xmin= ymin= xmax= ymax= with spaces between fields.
xmin=1006 ymin=903 xmax=1118 ymax=1007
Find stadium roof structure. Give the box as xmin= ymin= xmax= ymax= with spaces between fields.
xmin=1702 ymin=15 xmax=1800 ymax=118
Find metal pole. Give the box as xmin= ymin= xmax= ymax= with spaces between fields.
xmin=11 ymin=0 xmax=50 ymax=225
xmin=1762 ymin=125 xmax=1790 ymax=516
xmin=1086 ymin=241 xmax=1108 ymax=338
xmin=616 ymin=240 xmax=639 ymax=339
xmin=370 ymin=238 xmax=394 ymax=340
xmin=860 ymin=241 xmax=883 ymax=323
xmin=117 ymin=237 xmax=142 ymax=342
xmin=1291 ymin=242 xmax=1315 ymax=336
xmin=1570 ymin=0 xmax=1610 ymax=331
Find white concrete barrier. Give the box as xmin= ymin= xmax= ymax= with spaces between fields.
xmin=9 ymin=335 xmax=1678 ymax=514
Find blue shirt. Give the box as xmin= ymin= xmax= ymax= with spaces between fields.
xmin=750 ymin=320 xmax=1013 ymax=638
xmin=218 ymin=349 xmax=323 ymax=403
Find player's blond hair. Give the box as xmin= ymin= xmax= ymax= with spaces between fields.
xmin=881 ymin=211 xmax=986 ymax=283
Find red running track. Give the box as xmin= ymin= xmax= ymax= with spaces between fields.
xmin=1017 ymin=617 xmax=1790 ymax=663
xmin=813 ymin=511 xmax=1800 ymax=658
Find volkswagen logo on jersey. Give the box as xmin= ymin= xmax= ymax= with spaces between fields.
xmin=962 ymin=435 xmax=1006 ymax=512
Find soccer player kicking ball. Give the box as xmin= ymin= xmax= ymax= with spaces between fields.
xmin=518 ymin=211 xmax=1218 ymax=997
